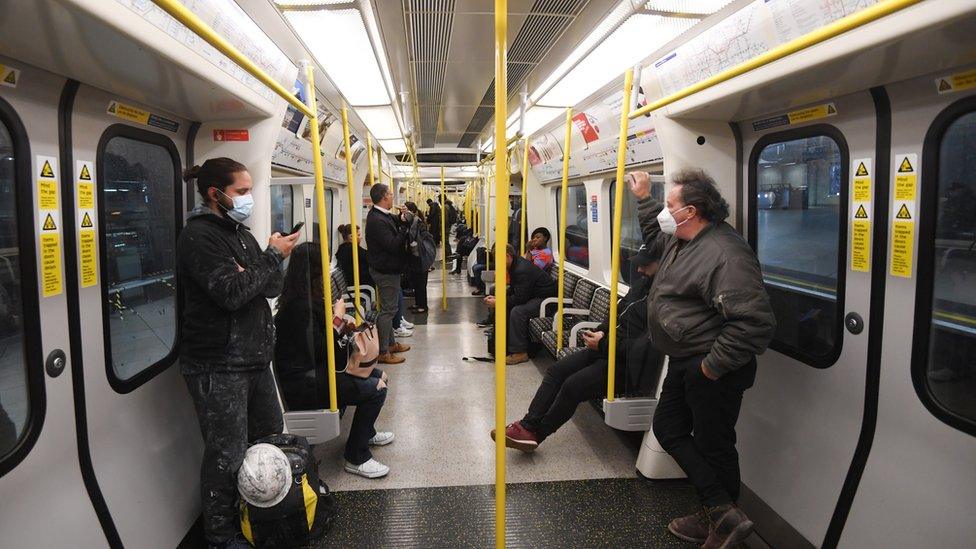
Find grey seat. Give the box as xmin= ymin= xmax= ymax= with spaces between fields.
xmin=529 ymin=271 xmax=581 ymax=342
xmin=540 ymin=279 xmax=598 ymax=357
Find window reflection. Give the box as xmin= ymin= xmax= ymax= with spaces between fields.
xmin=102 ymin=136 xmax=177 ymax=380
xmin=555 ymin=185 xmax=590 ymax=268
xmin=926 ymin=111 xmax=976 ymax=423
xmin=610 ymin=176 xmax=664 ymax=284
xmin=755 ymin=135 xmax=842 ymax=361
xmin=270 ymin=185 xmax=294 ymax=234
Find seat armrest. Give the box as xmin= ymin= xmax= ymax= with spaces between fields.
xmin=538 ymin=297 xmax=573 ymax=317
xmin=569 ymin=321 xmax=601 ymax=348
xmin=560 ymin=307 xmax=590 ymax=317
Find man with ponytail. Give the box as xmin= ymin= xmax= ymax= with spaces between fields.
xmin=178 ymin=157 xmax=300 ymax=549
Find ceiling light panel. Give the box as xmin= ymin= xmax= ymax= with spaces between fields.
xmin=530 ymin=0 xmax=633 ymax=103
xmin=284 ymin=9 xmax=391 ymax=106
xmin=358 ymin=106 xmax=402 ymax=139
xmin=643 ymin=0 xmax=734 ymax=14
xmin=506 ymin=106 xmax=566 ymax=140
xmin=379 ymin=138 xmax=407 ymax=154
xmin=537 ymin=14 xmax=695 ymax=107
xmin=276 ymin=1 xmax=351 ymax=6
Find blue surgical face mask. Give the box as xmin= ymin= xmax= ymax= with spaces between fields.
xmin=217 ymin=189 xmax=254 ymax=223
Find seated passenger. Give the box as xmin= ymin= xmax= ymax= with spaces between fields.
xmin=335 ymin=223 xmax=374 ymax=288
xmin=492 ymin=237 xmax=664 ymax=450
xmin=483 ymin=244 xmax=558 ymax=364
xmin=524 ymin=227 xmax=553 ymax=271
xmin=274 ymin=242 xmax=395 ymax=479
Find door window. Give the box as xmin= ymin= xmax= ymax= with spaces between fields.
xmin=916 ymin=106 xmax=976 ymax=433
xmin=100 ymin=129 xmax=179 ymax=388
xmin=0 ymin=116 xmax=30 ymax=459
xmin=610 ymin=177 xmax=664 ymax=284
xmin=750 ymin=130 xmax=847 ymax=367
xmin=270 ymin=185 xmax=294 ymax=234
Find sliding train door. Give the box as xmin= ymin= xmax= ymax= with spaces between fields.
xmin=734 ymin=91 xmax=879 ymax=546
xmin=66 ymin=84 xmax=201 ymax=546
xmin=838 ymin=66 xmax=976 ymax=548
xmin=0 ymin=59 xmax=106 ymax=545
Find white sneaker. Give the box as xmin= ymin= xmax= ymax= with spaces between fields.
xmin=344 ymin=458 xmax=389 ymax=478
xmin=393 ymin=327 xmax=413 ymax=338
xmin=369 ymin=432 xmax=395 ymax=446
xmin=400 ymin=319 xmax=415 ymax=329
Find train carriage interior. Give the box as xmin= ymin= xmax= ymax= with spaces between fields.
xmin=0 ymin=0 xmax=975 ymax=547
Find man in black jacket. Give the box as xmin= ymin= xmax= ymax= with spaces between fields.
xmin=177 ymin=158 xmax=299 ymax=549
xmin=426 ymin=198 xmax=442 ymax=245
xmin=493 ymin=237 xmax=664 ymax=450
xmin=483 ymin=244 xmax=557 ymax=364
xmin=366 ymin=184 xmax=413 ymax=364
xmin=628 ymin=169 xmax=776 ymax=548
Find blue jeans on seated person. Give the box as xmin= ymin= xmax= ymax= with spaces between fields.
xmin=472 ymin=263 xmax=486 ymax=292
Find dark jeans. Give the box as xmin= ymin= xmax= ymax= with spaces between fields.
xmin=183 ymin=367 xmax=284 ymax=544
xmin=472 ymin=263 xmax=486 ymax=292
xmin=521 ymin=349 xmax=606 ymax=441
xmin=410 ymin=270 xmax=428 ymax=309
xmin=507 ymin=298 xmax=544 ymax=354
xmin=652 ymin=354 xmax=756 ymax=507
xmin=338 ymin=370 xmax=388 ymax=465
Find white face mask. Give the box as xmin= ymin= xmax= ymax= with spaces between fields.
xmin=657 ymin=205 xmax=691 ymax=235
xmin=217 ymin=189 xmax=254 ymax=223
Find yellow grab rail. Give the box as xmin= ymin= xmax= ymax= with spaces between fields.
xmin=629 ymin=0 xmax=923 ymax=119
xmin=519 ymin=137 xmax=530 ymax=256
xmin=607 ymin=69 xmax=634 ymax=402
xmin=555 ymin=107 xmax=572 ymax=352
xmin=366 ymin=134 xmax=375 ymax=186
xmin=493 ymin=1 xmax=508 ymax=546
xmin=440 ymin=167 xmax=448 ymax=311
xmin=341 ymin=105 xmax=362 ymax=323
xmin=151 ymin=0 xmax=313 ymax=118
xmin=304 ymin=64 xmax=338 ymax=412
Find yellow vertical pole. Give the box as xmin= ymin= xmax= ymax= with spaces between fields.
xmin=341 ymin=104 xmax=362 ymax=323
xmin=493 ymin=1 xmax=508 ymax=546
xmin=607 ymin=69 xmax=633 ymax=403
xmin=367 ymin=134 xmax=375 ymax=186
xmin=304 ymin=64 xmax=338 ymax=412
xmin=378 ymin=148 xmax=384 ymax=185
xmin=440 ymin=167 xmax=448 ymax=310
xmin=556 ymin=108 xmax=572 ymax=351
xmin=519 ymin=137 xmax=530 ymax=256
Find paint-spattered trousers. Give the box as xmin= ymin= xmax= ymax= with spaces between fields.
xmin=184 ymin=366 xmax=283 ymax=544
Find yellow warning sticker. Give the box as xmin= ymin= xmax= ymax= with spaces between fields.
xmin=80 ymin=230 xmax=97 ymax=288
xmin=78 ymin=182 xmax=94 ymax=210
xmin=79 ymin=164 xmax=91 ymax=181
xmin=854 ymin=204 xmax=869 ymax=219
xmin=890 ymin=153 xmax=918 ymax=278
xmin=0 ymin=63 xmax=19 ymax=88
xmin=40 ymin=233 xmax=62 ymax=297
xmin=855 ymin=162 xmax=869 ymax=177
xmin=36 ymin=155 xmax=63 ymax=297
xmin=787 ymin=102 xmax=837 ymax=125
xmin=935 ymin=68 xmax=976 ymax=94
xmin=852 ymin=159 xmax=872 ymax=202
xmin=894 ymin=153 xmax=917 ymax=202
xmin=107 ymin=100 xmax=150 ymax=125
xmin=81 ymin=212 xmax=93 ymax=228
xmin=851 ymin=219 xmax=871 ymax=272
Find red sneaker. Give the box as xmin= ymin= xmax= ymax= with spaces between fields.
xmin=490 ymin=421 xmax=539 ymax=452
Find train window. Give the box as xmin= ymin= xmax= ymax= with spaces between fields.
xmin=0 ymin=117 xmax=28 ymax=459
xmin=270 ymin=185 xmax=294 ymax=233
xmin=750 ymin=129 xmax=847 ymax=367
xmin=555 ymin=184 xmax=589 ymax=268
xmin=915 ymin=104 xmax=976 ymax=434
xmin=99 ymin=129 xmax=180 ymax=389
xmin=609 ymin=178 xmax=664 ymax=284
xmin=311 ymin=188 xmax=334 ymax=250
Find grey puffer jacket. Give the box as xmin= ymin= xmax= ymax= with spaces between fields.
xmin=636 ymin=196 xmax=775 ymax=378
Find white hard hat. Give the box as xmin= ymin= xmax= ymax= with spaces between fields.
xmin=238 ymin=443 xmax=292 ymax=508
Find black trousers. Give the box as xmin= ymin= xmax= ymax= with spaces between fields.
xmin=409 ymin=270 xmax=428 ymax=309
xmin=183 ymin=367 xmax=284 ymax=543
xmin=521 ymin=349 xmax=607 ymax=441
xmin=337 ymin=371 xmax=388 ymax=465
xmin=652 ymin=354 xmax=756 ymax=507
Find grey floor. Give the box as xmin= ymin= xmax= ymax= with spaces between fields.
xmin=313 ymin=265 xmax=641 ymax=492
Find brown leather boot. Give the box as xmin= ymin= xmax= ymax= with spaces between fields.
xmin=389 ymin=342 xmax=411 ymax=353
xmin=667 ymin=507 xmax=709 ymax=544
xmin=377 ymin=353 xmax=405 ymax=364
xmin=701 ymin=504 xmax=754 ymax=549
xmin=505 ymin=352 xmax=529 ymax=365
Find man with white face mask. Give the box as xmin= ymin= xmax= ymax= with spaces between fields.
xmin=178 ymin=157 xmax=300 ymax=549
xmin=627 ymin=169 xmax=775 ymax=549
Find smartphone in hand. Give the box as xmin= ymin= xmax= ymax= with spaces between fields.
xmin=283 ymin=221 xmax=305 ymax=236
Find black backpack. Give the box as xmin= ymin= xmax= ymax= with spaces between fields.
xmin=240 ymin=434 xmax=338 ymax=548
xmin=408 ymin=219 xmax=437 ymax=271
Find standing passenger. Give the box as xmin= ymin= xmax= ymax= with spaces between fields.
xmin=365 ymin=183 xmax=412 ymax=364
xmin=627 ymin=170 xmax=776 ymax=548
xmin=177 ymin=158 xmax=300 ymax=549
